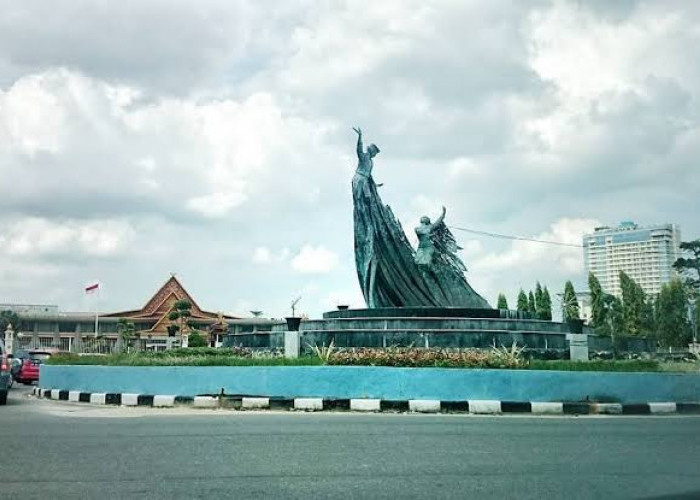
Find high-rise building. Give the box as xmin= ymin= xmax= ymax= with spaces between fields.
xmin=583 ymin=221 xmax=681 ymax=297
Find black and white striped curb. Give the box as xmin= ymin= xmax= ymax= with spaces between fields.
xmin=33 ymin=388 xmax=700 ymax=415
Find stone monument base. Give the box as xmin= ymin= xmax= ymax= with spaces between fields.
xmin=301 ymin=307 xmax=574 ymax=351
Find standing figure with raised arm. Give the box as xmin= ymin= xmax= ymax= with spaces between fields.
xmin=349 ymin=127 xmax=489 ymax=309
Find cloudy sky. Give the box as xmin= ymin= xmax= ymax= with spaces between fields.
xmin=0 ymin=0 xmax=698 ymax=319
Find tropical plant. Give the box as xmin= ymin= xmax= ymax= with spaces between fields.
xmin=490 ymin=341 xmax=525 ymax=368
xmin=116 ymin=318 xmax=138 ymax=352
xmin=308 ymin=340 xmax=336 ymax=362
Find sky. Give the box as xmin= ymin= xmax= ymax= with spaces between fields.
xmin=0 ymin=0 xmax=698 ymax=319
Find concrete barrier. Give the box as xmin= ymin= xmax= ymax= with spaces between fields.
xmin=121 ymin=393 xmax=139 ymax=406
xmin=351 ymin=399 xmax=381 ymax=412
xmin=469 ymin=400 xmax=501 ymax=414
xmin=294 ymin=398 xmax=323 ymax=411
xmin=242 ymin=397 xmax=270 ymax=409
xmin=153 ymin=395 xmax=176 ymax=407
xmin=531 ymin=402 xmax=563 ymax=414
xmin=409 ymin=400 xmax=441 ymax=413
xmin=39 ymin=365 xmax=700 ymax=404
xmin=90 ymin=393 xmax=106 ymax=405
xmin=193 ymin=396 xmax=217 ymax=408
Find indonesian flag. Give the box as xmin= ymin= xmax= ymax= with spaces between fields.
xmin=85 ymin=282 xmax=99 ymax=294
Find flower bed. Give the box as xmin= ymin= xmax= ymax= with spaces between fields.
xmin=42 ymin=346 xmax=675 ymax=372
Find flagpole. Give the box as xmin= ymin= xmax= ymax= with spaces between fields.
xmin=94 ymin=283 xmax=100 ymax=338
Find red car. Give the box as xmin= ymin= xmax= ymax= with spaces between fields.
xmin=14 ymin=351 xmax=52 ymax=385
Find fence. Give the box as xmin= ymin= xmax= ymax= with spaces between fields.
xmin=12 ymin=336 xmax=177 ymax=354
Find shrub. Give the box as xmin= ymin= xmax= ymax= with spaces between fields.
xmin=186 ymin=332 xmax=208 ymax=348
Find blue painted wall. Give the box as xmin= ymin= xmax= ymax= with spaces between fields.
xmin=40 ymin=365 xmax=700 ymax=403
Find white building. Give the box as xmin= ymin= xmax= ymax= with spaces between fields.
xmin=583 ymin=221 xmax=681 ymax=298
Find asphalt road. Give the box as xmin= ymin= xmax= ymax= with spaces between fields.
xmin=2 ymin=386 xmax=700 ymax=500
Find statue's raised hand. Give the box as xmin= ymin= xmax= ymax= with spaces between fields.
xmin=352 ymin=127 xmax=362 ymax=136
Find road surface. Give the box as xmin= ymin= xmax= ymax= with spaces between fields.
xmin=2 ymin=386 xmax=699 ymax=499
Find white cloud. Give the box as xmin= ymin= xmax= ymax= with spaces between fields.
xmin=291 ymin=245 xmax=339 ymax=274
xmin=0 ymin=2 xmax=698 ymax=318
xmin=0 ymin=217 xmax=135 ymax=257
xmin=252 ymin=246 xmax=272 ymax=264
xmin=474 ymin=218 xmax=600 ymax=274
xmin=186 ymin=192 xmax=248 ymax=218
xmin=321 ymin=289 xmax=366 ymax=311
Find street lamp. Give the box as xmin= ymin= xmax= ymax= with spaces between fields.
xmin=4 ymin=323 xmax=14 ymax=355
xmin=688 ymin=298 xmax=697 ymax=344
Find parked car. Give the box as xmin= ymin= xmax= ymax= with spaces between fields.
xmin=0 ymin=340 xmax=11 ymax=405
xmin=13 ymin=350 xmax=53 ymax=385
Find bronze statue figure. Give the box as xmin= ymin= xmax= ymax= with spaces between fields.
xmin=351 ymin=127 xmax=490 ymax=309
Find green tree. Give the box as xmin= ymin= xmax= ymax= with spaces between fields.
xmin=673 ymin=240 xmax=700 ymax=296
xmin=588 ymin=272 xmax=624 ymax=338
xmin=534 ymin=282 xmax=544 ymax=318
xmin=0 ymin=310 xmax=22 ymax=334
xmin=527 ymin=291 xmax=536 ymax=315
xmin=496 ymin=293 xmax=508 ymax=310
xmin=187 ymin=331 xmax=208 ymax=348
xmin=562 ymin=281 xmax=580 ymax=321
xmin=589 ymin=272 xmax=607 ymax=333
xmin=168 ymin=300 xmax=193 ymax=347
xmin=603 ymin=293 xmax=625 ymax=352
xmin=654 ymin=278 xmax=691 ymax=347
xmin=540 ymin=287 xmax=552 ymax=320
xmin=619 ymin=271 xmax=654 ymax=336
xmin=516 ymin=290 xmax=528 ymax=312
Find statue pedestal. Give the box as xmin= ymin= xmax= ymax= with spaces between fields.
xmin=284 ymin=331 xmax=300 ymax=359
xmin=566 ymin=334 xmax=589 ymax=361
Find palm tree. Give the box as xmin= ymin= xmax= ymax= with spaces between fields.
xmin=117 ymin=318 xmax=137 ymax=352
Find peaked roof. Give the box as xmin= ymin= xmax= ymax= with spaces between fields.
xmin=104 ymin=276 xmax=236 ymax=320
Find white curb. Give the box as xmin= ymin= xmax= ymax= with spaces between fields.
xmin=121 ymin=393 xmax=139 ymax=406
xmin=51 ymin=390 xmax=61 ymax=400
xmin=531 ymin=402 xmax=564 ymax=414
xmin=595 ymin=403 xmax=623 ymax=415
xmin=468 ymin=400 xmax=501 ymax=414
xmin=90 ymin=393 xmax=107 ymax=405
xmin=68 ymin=391 xmax=81 ymax=402
xmin=294 ymin=398 xmax=323 ymax=411
xmin=409 ymin=400 xmax=441 ymax=413
xmin=153 ymin=395 xmax=176 ymax=407
xmin=350 ymin=399 xmax=381 ymax=412
xmin=41 ymin=388 xmax=50 ymax=398
xmin=193 ymin=396 xmax=218 ymax=408
xmin=649 ymin=402 xmax=676 ymax=414
xmin=242 ymin=397 xmax=270 ymax=409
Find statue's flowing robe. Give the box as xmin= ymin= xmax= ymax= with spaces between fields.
xmin=352 ymin=170 xmax=490 ymax=309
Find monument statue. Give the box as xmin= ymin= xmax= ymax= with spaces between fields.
xmin=352 ymin=127 xmax=490 ymax=309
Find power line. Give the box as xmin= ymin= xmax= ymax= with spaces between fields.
xmin=448 ymin=225 xmax=584 ymax=248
